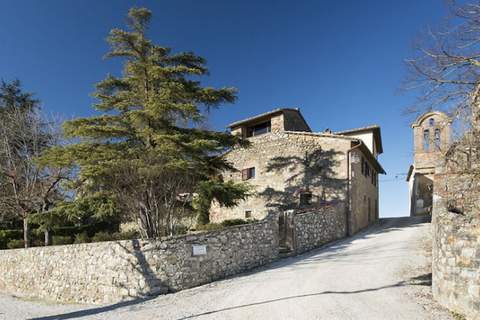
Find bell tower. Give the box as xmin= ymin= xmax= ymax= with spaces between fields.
xmin=407 ymin=111 xmax=451 ymax=216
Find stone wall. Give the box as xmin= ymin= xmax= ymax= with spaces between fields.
xmin=210 ymin=132 xmax=352 ymax=222
xmin=293 ymin=204 xmax=347 ymax=254
xmin=432 ymin=169 xmax=480 ymax=319
xmin=349 ymin=147 xmax=380 ymax=234
xmin=0 ymin=215 xmax=279 ymax=304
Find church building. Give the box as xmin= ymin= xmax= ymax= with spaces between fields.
xmin=406 ymin=111 xmax=452 ymax=216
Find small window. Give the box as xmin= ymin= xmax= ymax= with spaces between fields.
xmin=423 ymin=129 xmax=430 ymax=151
xmin=365 ymin=163 xmax=370 ymax=177
xmin=361 ymin=157 xmax=365 ymax=175
xmin=429 ymin=118 xmax=435 ymax=126
xmin=371 ymin=171 xmax=376 ymax=185
xmin=368 ymin=198 xmax=372 ymax=222
xmin=241 ymin=167 xmax=255 ymax=180
xmin=246 ymin=121 xmax=271 ymax=137
xmin=245 ymin=210 xmax=252 ymax=218
xmin=300 ymin=192 xmax=313 ymax=206
xmin=434 ymin=128 xmax=441 ymax=150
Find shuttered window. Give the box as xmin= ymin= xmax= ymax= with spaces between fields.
xmin=241 ymin=167 xmax=255 ymax=180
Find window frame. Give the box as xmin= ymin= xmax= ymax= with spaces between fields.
xmin=423 ymin=129 xmax=430 ymax=151
xmin=245 ymin=120 xmax=272 ymax=137
xmin=434 ymin=128 xmax=441 ymax=150
xmin=241 ymin=167 xmax=256 ymax=180
xmin=299 ymin=192 xmax=313 ymax=206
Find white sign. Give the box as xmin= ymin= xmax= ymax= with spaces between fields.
xmin=192 ymin=244 xmax=207 ymax=256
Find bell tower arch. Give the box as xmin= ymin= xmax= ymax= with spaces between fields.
xmin=407 ymin=111 xmax=452 ymax=216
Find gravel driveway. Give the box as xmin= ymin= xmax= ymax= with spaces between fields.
xmin=0 ymin=217 xmax=453 ymax=320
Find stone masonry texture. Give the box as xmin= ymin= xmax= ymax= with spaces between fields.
xmin=211 ymin=131 xmax=379 ymax=236
xmin=0 ymin=215 xmax=279 ymax=304
xmin=293 ymin=205 xmax=347 ymax=254
xmin=433 ymin=166 xmax=480 ymax=319
xmin=0 ymin=204 xmax=350 ymax=305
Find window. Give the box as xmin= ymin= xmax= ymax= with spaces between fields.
xmin=429 ymin=118 xmax=435 ymax=126
xmin=365 ymin=163 xmax=370 ymax=177
xmin=371 ymin=171 xmax=376 ymax=185
xmin=300 ymin=192 xmax=313 ymax=206
xmin=361 ymin=157 xmax=365 ymax=175
xmin=245 ymin=210 xmax=252 ymax=218
xmin=434 ymin=128 xmax=441 ymax=150
xmin=368 ymin=198 xmax=372 ymax=222
xmin=246 ymin=121 xmax=271 ymax=137
xmin=241 ymin=167 xmax=255 ymax=180
xmin=423 ymin=129 xmax=430 ymax=151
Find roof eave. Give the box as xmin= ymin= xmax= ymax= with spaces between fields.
xmin=356 ymin=141 xmax=386 ymax=174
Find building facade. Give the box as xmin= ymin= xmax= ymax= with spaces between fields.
xmin=407 ymin=111 xmax=452 ymax=216
xmin=211 ymin=108 xmax=385 ymax=235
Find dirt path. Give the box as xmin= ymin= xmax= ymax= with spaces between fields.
xmin=0 ymin=217 xmax=453 ymax=320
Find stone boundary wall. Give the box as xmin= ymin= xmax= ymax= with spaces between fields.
xmin=293 ymin=205 xmax=347 ymax=254
xmin=0 ymin=214 xmax=279 ymax=304
xmin=432 ymin=171 xmax=480 ymax=319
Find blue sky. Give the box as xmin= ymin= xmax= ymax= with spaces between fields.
xmin=0 ymin=0 xmax=447 ymax=217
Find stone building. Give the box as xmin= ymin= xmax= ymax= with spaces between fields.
xmin=211 ymin=108 xmax=385 ymax=235
xmin=406 ymin=111 xmax=452 ymax=216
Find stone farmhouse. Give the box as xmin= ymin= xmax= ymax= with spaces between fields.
xmin=407 ymin=111 xmax=451 ymax=216
xmin=211 ymin=108 xmax=385 ymax=235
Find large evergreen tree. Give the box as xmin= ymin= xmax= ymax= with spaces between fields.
xmin=43 ymin=8 xmax=249 ymax=238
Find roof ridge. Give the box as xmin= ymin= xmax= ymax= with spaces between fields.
xmin=334 ymin=124 xmax=380 ymax=134
xmin=227 ymin=107 xmax=301 ymax=128
xmin=284 ymin=130 xmax=358 ymax=140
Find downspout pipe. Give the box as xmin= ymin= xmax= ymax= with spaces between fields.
xmin=346 ymin=140 xmax=363 ymax=237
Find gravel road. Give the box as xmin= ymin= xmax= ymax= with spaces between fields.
xmin=0 ymin=217 xmax=453 ymax=320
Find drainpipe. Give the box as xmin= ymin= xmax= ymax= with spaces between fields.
xmin=346 ymin=140 xmax=363 ymax=237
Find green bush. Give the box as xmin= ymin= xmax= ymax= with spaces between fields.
xmin=112 ymin=230 xmax=139 ymax=241
xmin=172 ymin=224 xmax=188 ymax=235
xmin=195 ymin=223 xmax=223 ymax=231
xmin=221 ymin=219 xmax=253 ymax=227
xmin=91 ymin=231 xmax=114 ymax=242
xmin=74 ymin=232 xmax=90 ymax=244
xmin=52 ymin=235 xmax=73 ymax=245
xmin=0 ymin=229 xmax=23 ymax=249
xmin=7 ymin=239 xmax=25 ymax=249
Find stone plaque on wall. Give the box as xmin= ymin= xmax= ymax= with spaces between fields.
xmin=192 ymin=244 xmax=207 ymax=256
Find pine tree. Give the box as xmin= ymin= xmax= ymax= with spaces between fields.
xmin=43 ymin=8 xmax=249 ymax=238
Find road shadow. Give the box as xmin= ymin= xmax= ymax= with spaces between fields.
xmin=30 ymin=296 xmax=157 ymax=320
xmin=176 ymin=273 xmax=433 ymax=319
xmin=30 ymin=239 xmax=165 ymax=320
xmin=28 ymin=217 xmax=430 ymax=320
xmin=258 ymin=215 xmax=431 ymax=271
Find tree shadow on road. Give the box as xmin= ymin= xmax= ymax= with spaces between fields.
xmin=176 ymin=273 xmax=433 ymax=320
xmin=27 ymin=272 xmax=432 ymax=320
xmin=29 ymin=296 xmax=157 ymax=320
xmin=27 ymin=217 xmax=431 ymax=320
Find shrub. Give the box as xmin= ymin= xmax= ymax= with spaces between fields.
xmin=112 ymin=230 xmax=139 ymax=241
xmin=91 ymin=231 xmax=114 ymax=242
xmin=0 ymin=229 xmax=23 ymax=249
xmin=221 ymin=219 xmax=253 ymax=227
xmin=6 ymin=239 xmax=25 ymax=249
xmin=172 ymin=224 xmax=188 ymax=235
xmin=52 ymin=235 xmax=73 ymax=245
xmin=74 ymin=232 xmax=90 ymax=244
xmin=195 ymin=223 xmax=223 ymax=231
